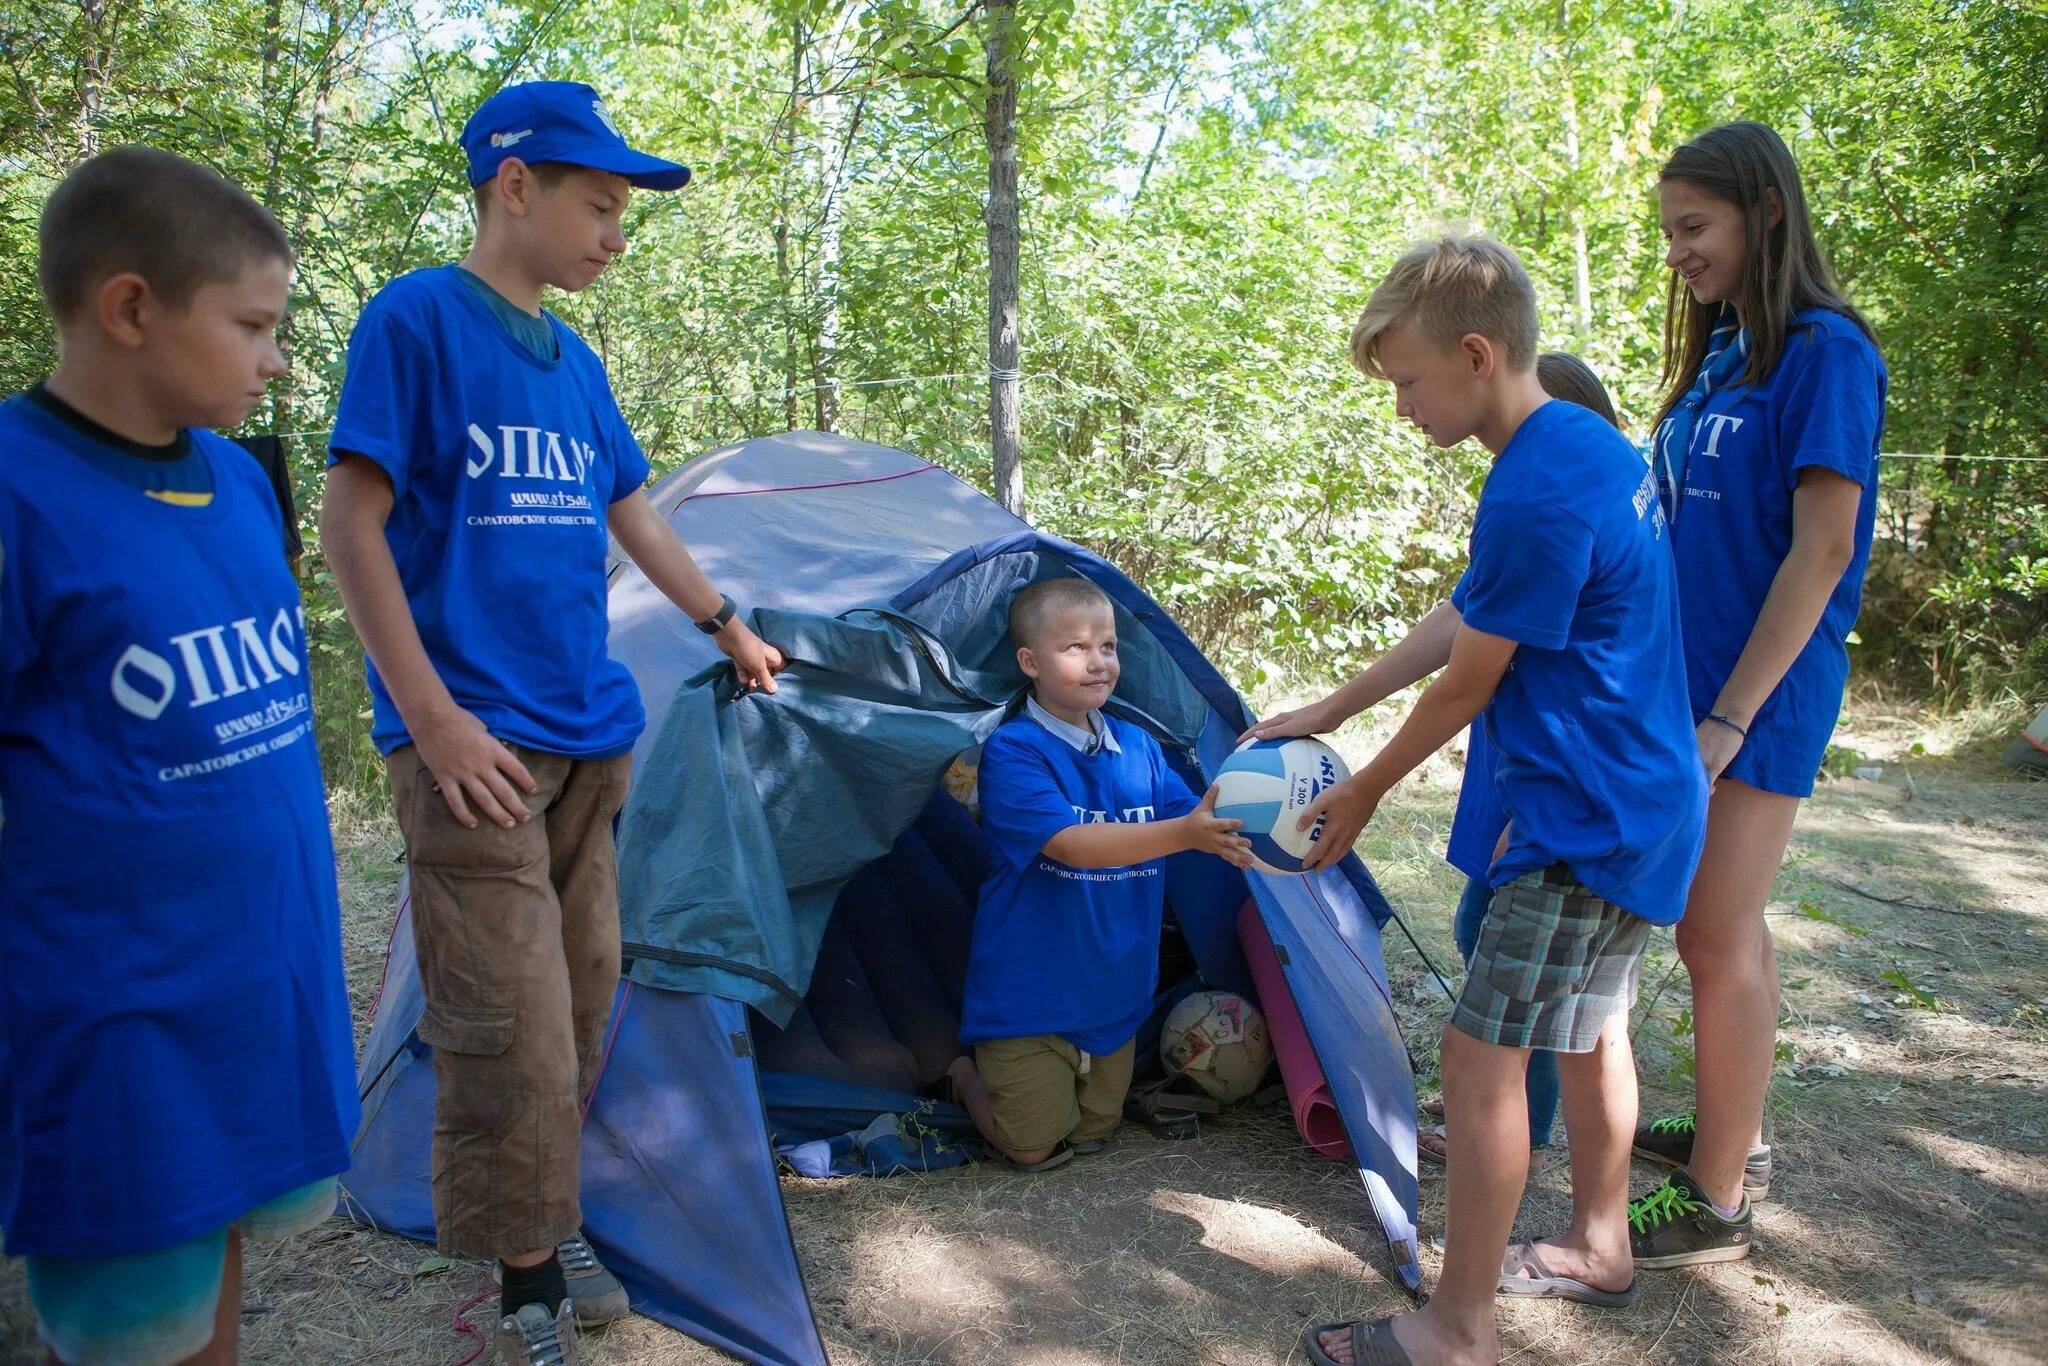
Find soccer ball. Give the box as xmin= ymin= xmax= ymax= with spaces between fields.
xmin=1212 ymin=736 xmax=1351 ymax=875
xmin=1160 ymin=991 xmax=1274 ymax=1102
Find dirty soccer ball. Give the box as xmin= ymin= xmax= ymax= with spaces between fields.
xmin=1160 ymin=991 xmax=1274 ymax=1102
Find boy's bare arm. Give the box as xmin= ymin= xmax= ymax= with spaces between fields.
xmin=1297 ymin=624 xmax=1516 ymax=870
xmin=1042 ymin=784 xmax=1252 ymax=870
xmin=606 ymin=490 xmax=784 ymax=694
xmin=322 ymin=454 xmax=535 ymax=829
xmin=1243 ymin=599 xmax=1462 ymax=741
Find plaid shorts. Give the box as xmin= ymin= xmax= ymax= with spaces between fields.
xmin=1451 ymin=864 xmax=1649 ymax=1053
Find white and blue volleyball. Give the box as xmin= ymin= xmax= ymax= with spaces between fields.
xmin=1213 ymin=737 xmax=1351 ymax=876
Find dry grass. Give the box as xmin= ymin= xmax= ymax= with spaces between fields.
xmin=3 ymin=701 xmax=2043 ymax=1365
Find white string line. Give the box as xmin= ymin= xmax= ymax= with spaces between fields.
xmin=254 ymin=369 xmax=2048 ymax=465
xmin=262 ymin=368 xmax=1056 ymax=438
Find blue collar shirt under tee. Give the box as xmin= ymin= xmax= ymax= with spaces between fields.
xmin=1024 ymin=694 xmax=1121 ymax=754
xmin=1450 ymin=401 xmax=1707 ymax=925
xmin=328 ymin=265 xmax=652 ymax=758
xmin=1663 ymin=309 xmax=1887 ymax=797
xmin=962 ymin=707 xmax=1201 ymax=1053
xmin=0 ymin=397 xmax=358 ymax=1257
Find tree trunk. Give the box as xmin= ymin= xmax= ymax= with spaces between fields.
xmin=1557 ymin=0 xmax=1590 ymax=340
xmin=774 ymin=16 xmax=806 ymax=432
xmin=982 ymin=0 xmax=1024 ymax=516
xmin=74 ymin=0 xmax=112 ymax=161
xmin=812 ymin=83 xmax=848 ymax=432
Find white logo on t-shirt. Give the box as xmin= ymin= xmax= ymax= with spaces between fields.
xmin=1699 ymin=413 xmax=1745 ymax=458
xmin=1070 ymin=805 xmax=1158 ymax=824
xmin=465 ymin=422 xmax=597 ymax=485
xmin=110 ymin=607 xmax=305 ymax=720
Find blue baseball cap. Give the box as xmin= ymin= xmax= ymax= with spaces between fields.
xmin=462 ymin=81 xmax=692 ymax=191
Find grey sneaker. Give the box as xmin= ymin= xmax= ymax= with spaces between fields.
xmin=558 ymin=1233 xmax=630 ymax=1326
xmin=494 ymin=1301 xmax=580 ymax=1366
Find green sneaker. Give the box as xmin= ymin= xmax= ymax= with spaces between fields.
xmin=1628 ymin=1170 xmax=1753 ymax=1268
xmin=1632 ymin=1110 xmax=1773 ymax=1200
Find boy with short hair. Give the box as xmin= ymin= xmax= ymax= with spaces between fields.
xmin=0 ymin=146 xmax=357 ymax=1366
xmin=1295 ymin=236 xmax=1706 ymax=1366
xmin=943 ymin=578 xmax=1252 ymax=1171
xmin=322 ymin=82 xmax=783 ymax=1362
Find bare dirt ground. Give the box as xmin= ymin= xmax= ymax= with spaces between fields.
xmin=4 ymin=701 xmax=2043 ymax=1365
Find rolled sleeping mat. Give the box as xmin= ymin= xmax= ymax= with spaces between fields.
xmin=1236 ymin=898 xmax=1351 ymax=1160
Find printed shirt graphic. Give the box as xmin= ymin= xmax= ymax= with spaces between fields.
xmin=962 ymin=712 xmax=1200 ymax=1053
xmin=329 ymin=266 xmax=652 ymax=758
xmin=1667 ymin=309 xmax=1887 ymax=797
xmin=1450 ymin=400 xmax=1707 ymax=925
xmin=0 ymin=400 xmax=357 ymax=1258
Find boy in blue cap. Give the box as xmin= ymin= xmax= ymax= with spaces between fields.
xmin=323 ymin=82 xmax=783 ymax=1362
xmin=1 ymin=147 xmax=357 ymax=1366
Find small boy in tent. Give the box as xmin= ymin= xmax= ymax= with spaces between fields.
xmin=0 ymin=148 xmax=357 ymax=1366
xmin=943 ymin=578 xmax=1254 ymax=1169
xmin=322 ymin=81 xmax=783 ymax=1362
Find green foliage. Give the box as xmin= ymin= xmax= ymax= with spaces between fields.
xmin=2 ymin=0 xmax=2040 ymax=796
xmin=1796 ymin=901 xmax=1869 ymax=937
xmin=1881 ymin=966 xmax=1942 ymax=1012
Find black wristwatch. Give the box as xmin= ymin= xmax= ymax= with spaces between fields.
xmin=694 ymin=592 xmax=738 ymax=636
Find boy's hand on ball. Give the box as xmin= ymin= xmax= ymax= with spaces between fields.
xmin=1189 ymin=784 xmax=1254 ymax=868
xmin=1296 ymin=776 xmax=1378 ymax=871
xmin=1239 ymin=699 xmax=1332 ymax=744
xmin=412 ymin=701 xmax=537 ymax=830
xmin=719 ymin=621 xmax=786 ymax=695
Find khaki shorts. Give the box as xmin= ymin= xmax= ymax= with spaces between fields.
xmin=975 ymin=1035 xmax=1136 ymax=1152
xmin=389 ymin=743 xmax=632 ymax=1259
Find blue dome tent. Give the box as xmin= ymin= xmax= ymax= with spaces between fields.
xmin=343 ymin=431 xmax=1421 ymax=1365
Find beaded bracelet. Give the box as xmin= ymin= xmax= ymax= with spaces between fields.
xmin=1704 ymin=712 xmax=1749 ymax=739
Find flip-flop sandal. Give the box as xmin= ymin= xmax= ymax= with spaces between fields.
xmin=1301 ymin=1317 xmax=1416 ymax=1366
xmin=1496 ymin=1240 xmax=1637 ymax=1307
xmin=1420 ymin=1097 xmax=1446 ymax=1120
xmin=996 ymin=1140 xmax=1074 ymax=1173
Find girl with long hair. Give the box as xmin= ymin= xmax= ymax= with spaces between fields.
xmin=1628 ymin=120 xmax=1887 ymax=1268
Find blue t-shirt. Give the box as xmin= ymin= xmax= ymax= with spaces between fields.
xmin=1666 ymin=310 xmax=1887 ymax=797
xmin=1450 ymin=400 xmax=1706 ymax=926
xmin=0 ymin=398 xmax=358 ymax=1258
xmin=328 ymin=265 xmax=652 ymax=758
xmin=962 ymin=710 xmax=1201 ymax=1054
xmin=1443 ymin=720 xmax=1503 ymax=883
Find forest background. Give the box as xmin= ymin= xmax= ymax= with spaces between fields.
xmin=2 ymin=0 xmax=2043 ymax=798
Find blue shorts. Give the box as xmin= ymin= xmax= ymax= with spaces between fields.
xmin=26 ymin=1178 xmax=337 ymax=1366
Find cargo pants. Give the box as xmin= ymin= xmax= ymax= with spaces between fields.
xmin=389 ymin=743 xmax=632 ymax=1259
